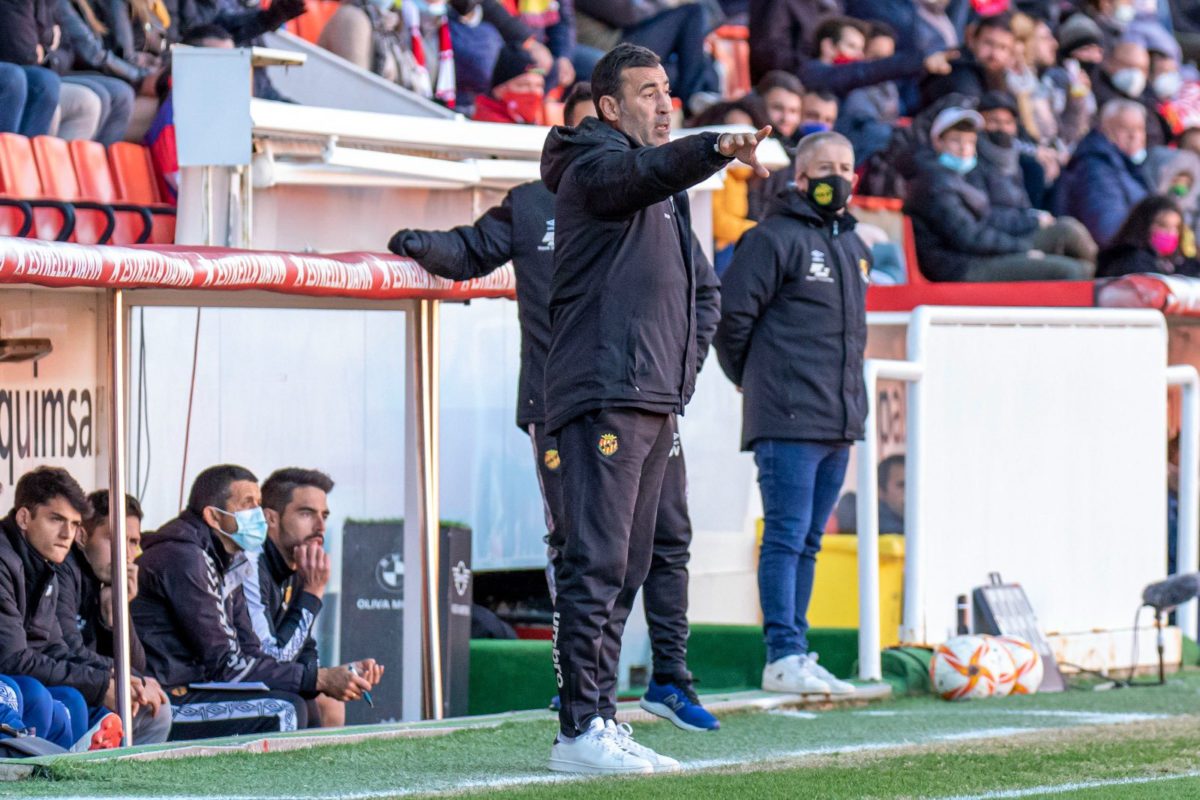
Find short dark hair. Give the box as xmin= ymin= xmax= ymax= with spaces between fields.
xmin=182 ymin=24 xmax=233 ymax=45
xmin=84 ymin=490 xmax=143 ymax=533
xmin=1112 ymin=195 xmax=1184 ymax=251
xmin=804 ymin=88 xmax=839 ymax=105
xmin=591 ymin=43 xmax=661 ymax=117
xmin=14 ymin=467 xmax=91 ymax=517
xmin=867 ymin=21 xmax=897 ymax=43
xmin=973 ymin=12 xmax=1014 ymax=37
xmin=755 ymin=70 xmax=804 ymax=98
xmin=878 ymin=454 xmax=905 ymax=489
xmin=261 ymin=468 xmax=335 ymax=515
xmin=186 ymin=464 xmax=257 ymax=516
xmin=813 ymin=16 xmax=867 ymax=57
xmin=563 ymin=81 xmax=593 ymax=126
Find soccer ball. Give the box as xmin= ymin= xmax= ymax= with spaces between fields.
xmin=983 ymin=636 xmax=1018 ymax=697
xmin=929 ymin=635 xmax=1013 ymax=701
xmin=992 ymin=635 xmax=1044 ymax=695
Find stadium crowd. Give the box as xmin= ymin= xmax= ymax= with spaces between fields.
xmin=0 ymin=463 xmax=381 ymax=752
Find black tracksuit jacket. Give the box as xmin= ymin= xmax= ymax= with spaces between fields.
xmin=715 ymin=188 xmax=870 ymax=450
xmin=131 ymin=511 xmax=318 ymax=695
xmin=0 ymin=513 xmax=111 ymax=706
xmin=54 ymin=545 xmax=147 ymax=672
xmin=389 ymin=179 xmax=722 ymax=429
xmin=539 ymin=117 xmax=732 ymax=433
xmin=242 ymin=537 xmax=320 ymax=666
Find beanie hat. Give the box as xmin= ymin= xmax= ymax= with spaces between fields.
xmin=1056 ymin=14 xmax=1105 ymax=56
xmin=491 ymin=45 xmax=542 ymax=91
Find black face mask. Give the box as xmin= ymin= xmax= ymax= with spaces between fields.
xmin=985 ymin=130 xmax=1014 ymax=148
xmin=805 ymin=175 xmax=852 ymax=214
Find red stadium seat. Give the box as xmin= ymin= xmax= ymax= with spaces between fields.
xmin=31 ymin=136 xmax=123 ymax=245
xmin=108 ymin=142 xmax=176 ymax=244
xmin=67 ymin=140 xmax=156 ymax=245
xmin=0 ymin=133 xmax=75 ymax=241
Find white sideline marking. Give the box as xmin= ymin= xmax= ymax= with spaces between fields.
xmin=768 ymin=710 xmax=821 ymax=720
xmin=938 ymin=769 xmax=1200 ymax=799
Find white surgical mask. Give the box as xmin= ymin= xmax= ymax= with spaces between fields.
xmin=1154 ymin=71 xmax=1183 ymax=99
xmin=1114 ymin=3 xmax=1137 ymax=25
xmin=1112 ymin=67 xmax=1147 ymax=98
xmin=1131 ymin=147 xmax=1148 ymax=165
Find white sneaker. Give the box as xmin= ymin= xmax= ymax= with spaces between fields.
xmin=549 ymin=717 xmax=654 ymax=774
xmin=804 ymin=653 xmax=856 ymax=695
xmin=606 ymin=719 xmax=681 ymax=773
xmin=762 ymin=654 xmax=831 ymax=694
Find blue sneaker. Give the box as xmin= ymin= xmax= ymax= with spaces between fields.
xmin=639 ymin=679 xmax=719 ymax=731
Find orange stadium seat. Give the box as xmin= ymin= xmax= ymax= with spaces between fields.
xmin=31 ymin=136 xmax=133 ymax=245
xmin=708 ymin=24 xmax=751 ymax=99
xmin=0 ymin=133 xmax=76 ymax=241
xmin=108 ymin=142 xmax=176 ymax=244
xmin=67 ymin=140 xmax=157 ymax=245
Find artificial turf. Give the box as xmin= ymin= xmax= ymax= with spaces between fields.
xmin=7 ymin=671 xmax=1200 ymax=799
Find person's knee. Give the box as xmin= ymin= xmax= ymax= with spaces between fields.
xmin=105 ymin=79 xmax=135 ymax=114
xmin=319 ymin=6 xmax=373 ymax=69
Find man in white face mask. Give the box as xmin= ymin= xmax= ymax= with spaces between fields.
xmin=1096 ymin=40 xmax=1172 ymax=147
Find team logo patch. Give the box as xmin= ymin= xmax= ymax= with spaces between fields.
xmin=598 ymin=433 xmax=619 ymax=457
xmin=171 ymin=686 xmax=188 ymax=698
xmin=544 ymin=448 xmax=561 ymax=471
xmin=813 ymin=182 xmax=834 ymax=206
xmin=859 ymin=258 xmax=870 ymax=282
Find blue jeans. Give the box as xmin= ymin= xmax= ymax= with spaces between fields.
xmin=754 ymin=439 xmax=850 ymax=663
xmin=0 ymin=64 xmax=60 ymax=136
xmin=8 ymin=676 xmax=75 ymax=748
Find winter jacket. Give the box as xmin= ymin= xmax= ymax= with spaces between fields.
xmin=131 ymin=510 xmax=318 ymax=694
xmin=919 ymin=52 xmax=994 ymax=109
xmin=54 ymin=545 xmax=147 ymax=672
xmin=0 ymin=514 xmax=111 ymax=706
xmin=53 ymin=0 xmax=147 ymax=84
xmin=905 ymin=159 xmax=1034 ymax=282
xmin=748 ymin=0 xmax=841 ymax=84
xmin=390 ymin=179 xmax=720 ymax=429
xmin=471 ymin=94 xmax=544 ymax=125
xmin=1055 ymin=128 xmax=1152 ymax=248
xmin=837 ymin=81 xmax=900 ymax=165
xmin=969 ymin=135 xmax=1040 ymax=239
xmin=0 ymin=0 xmax=56 ymax=65
xmin=242 ymin=538 xmax=320 ymax=666
xmin=714 ymin=188 xmax=870 ymax=449
xmin=713 ymin=167 xmax=756 ymax=250
xmin=798 ymin=51 xmax=925 ymax=98
xmin=1097 ymin=243 xmax=1200 ymax=278
xmin=574 ymin=0 xmax=695 ymax=30
xmin=539 ymin=116 xmax=731 ymax=432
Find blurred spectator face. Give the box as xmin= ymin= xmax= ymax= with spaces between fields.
xmin=1179 ymin=128 xmax=1200 ymax=157
xmin=1169 ymin=171 xmax=1193 ymax=198
xmin=1105 ymin=42 xmax=1150 ymax=97
xmin=497 ymin=71 xmax=545 ymax=98
xmin=1071 ymin=43 xmax=1106 ymax=64
xmin=866 ymin=34 xmax=895 ymax=60
xmin=982 ymin=107 xmax=1018 ymax=137
xmin=819 ymin=24 xmax=866 ymax=64
xmin=1151 ymin=209 xmax=1183 ymax=255
xmin=80 ymin=516 xmax=142 ymax=585
xmin=494 ymin=72 xmax=546 ymax=124
xmin=801 ymin=92 xmax=838 ymax=132
xmin=936 ymin=127 xmax=978 ymax=160
xmin=1031 ymin=22 xmax=1058 ymax=69
xmin=601 ymin=64 xmax=673 ymax=146
xmin=1151 ymin=54 xmax=1182 ymax=99
xmin=972 ymin=24 xmax=1016 ymax=74
xmin=763 ymin=87 xmax=802 ymax=139
xmin=879 ymin=462 xmax=905 ymax=517
xmin=565 ymin=101 xmax=597 ymax=127
xmin=193 ymin=35 xmax=234 ymax=49
xmin=725 ymin=109 xmax=755 ymax=127
xmin=1101 ymin=106 xmax=1147 ymax=157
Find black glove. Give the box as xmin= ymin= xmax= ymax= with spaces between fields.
xmin=263 ymin=0 xmax=308 ymax=27
xmin=388 ymin=230 xmax=427 ymax=258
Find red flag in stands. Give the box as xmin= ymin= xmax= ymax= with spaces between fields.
xmin=436 ymin=18 xmax=456 ymax=109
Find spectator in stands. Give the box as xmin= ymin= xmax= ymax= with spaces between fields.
xmin=973 ymin=91 xmax=1097 ymax=264
xmin=1011 ymin=14 xmax=1093 ymax=153
xmin=56 ymin=491 xmax=171 ymax=744
xmin=920 ymin=12 xmax=1017 ymax=109
xmin=0 ymin=62 xmax=59 ymax=136
xmin=245 ymin=468 xmax=375 ymax=729
xmin=507 ymin=0 xmax=579 ymax=90
xmin=574 ymin=0 xmax=715 ymax=112
xmin=833 ymin=454 xmax=906 ymax=535
xmin=1153 ymin=150 xmax=1200 ymax=233
xmin=686 ymin=97 xmax=770 ymax=273
xmin=1056 ymin=99 xmax=1152 ymax=247
xmin=756 ymin=70 xmax=804 ymax=145
xmin=837 ymin=21 xmax=904 ymax=164
xmin=1092 ymin=40 xmax=1171 ymax=147
xmin=472 ymin=45 xmax=546 ymax=124
xmin=906 ymin=106 xmax=1094 ymax=281
xmin=748 ymin=0 xmax=842 ymax=84
xmin=1097 ymin=195 xmax=1200 ymax=277
xmin=715 ymin=130 xmax=866 ymax=698
xmin=0 ymin=468 xmax=128 ymax=751
xmin=801 ymin=15 xmax=955 ymax=100
xmin=133 ymin=464 xmax=377 ymax=740
xmin=1148 ymin=46 xmax=1182 ymax=103
xmin=442 ymin=0 xmax=556 ymax=113
xmin=800 ymin=88 xmax=839 ymax=135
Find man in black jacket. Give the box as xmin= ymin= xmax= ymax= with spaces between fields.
xmin=389 ymin=83 xmax=720 ymax=734
xmin=132 ymin=464 xmax=376 ymax=740
xmin=55 ymin=490 xmax=172 ymax=744
xmin=715 ymin=131 xmax=867 ymax=698
xmin=539 ymin=43 xmax=768 ymax=774
xmin=920 ymin=12 xmax=1014 ymax=109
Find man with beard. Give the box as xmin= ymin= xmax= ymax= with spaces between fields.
xmin=920 ymin=12 xmax=1015 ymax=108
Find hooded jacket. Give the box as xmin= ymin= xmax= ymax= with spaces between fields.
xmin=539 ymin=116 xmax=731 ymax=432
xmin=54 ymin=544 xmax=147 ymax=672
xmin=969 ymin=133 xmax=1040 ymax=239
xmin=390 ymin=179 xmax=720 ymax=430
xmin=0 ymin=513 xmax=111 ymax=706
xmin=715 ymin=188 xmax=870 ymax=449
xmin=242 ymin=537 xmax=320 ymax=666
xmin=131 ymin=510 xmax=318 ymax=694
xmin=1055 ymin=128 xmax=1152 ymax=248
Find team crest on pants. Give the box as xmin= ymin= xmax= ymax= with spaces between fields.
xmin=544 ymin=448 xmax=561 ymax=470
xmin=598 ymin=433 xmax=619 ymax=457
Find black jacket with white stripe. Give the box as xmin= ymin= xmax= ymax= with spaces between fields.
xmin=243 ymin=537 xmax=320 ymax=667
xmin=131 ymin=511 xmax=318 ymax=695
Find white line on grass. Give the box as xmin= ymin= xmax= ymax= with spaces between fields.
xmin=938 ymin=769 xmax=1200 ymax=799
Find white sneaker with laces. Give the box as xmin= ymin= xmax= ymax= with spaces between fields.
xmin=762 ymin=653 xmax=831 ymax=694
xmin=549 ymin=717 xmax=654 ymax=774
xmin=804 ymin=653 xmax=856 ymax=695
xmin=606 ymin=719 xmax=681 ymax=773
